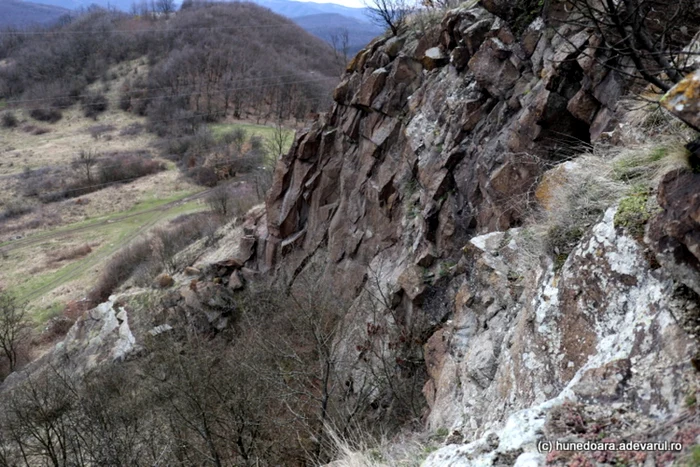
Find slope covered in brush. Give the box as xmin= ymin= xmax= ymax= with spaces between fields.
xmin=0 ymin=2 xmax=340 ymax=134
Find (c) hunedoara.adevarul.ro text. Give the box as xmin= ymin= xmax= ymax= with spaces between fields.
xmin=537 ymin=440 xmax=683 ymax=453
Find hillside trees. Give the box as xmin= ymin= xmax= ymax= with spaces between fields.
xmin=0 ymin=3 xmax=337 ymax=136
xmin=0 ymin=9 xmax=150 ymax=109
xmin=364 ymin=0 xmax=414 ymax=36
xmin=0 ymin=292 xmax=29 ymax=374
xmin=155 ymin=0 xmax=176 ymax=16
xmin=116 ymin=3 xmax=337 ymax=136
xmin=563 ymin=0 xmax=700 ymax=91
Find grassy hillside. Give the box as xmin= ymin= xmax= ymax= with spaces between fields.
xmin=0 ymin=0 xmax=71 ymax=28
xmin=0 ymin=3 xmax=334 ymax=315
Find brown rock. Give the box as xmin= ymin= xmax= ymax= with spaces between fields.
xmin=228 ymin=270 xmax=244 ymax=290
xmin=155 ymin=273 xmax=174 ymax=288
xmin=572 ymin=359 xmax=632 ymax=402
xmin=424 ymin=328 xmax=449 ymax=381
xmin=184 ymin=267 xmax=200 ymax=276
xmin=450 ymin=46 xmax=471 ymax=71
xmin=355 ymin=68 xmax=388 ymax=109
xmin=460 ymin=19 xmax=492 ymax=56
xmin=647 ymin=169 xmax=700 ymax=295
xmin=416 ymin=243 xmax=437 ymax=268
xmin=240 ymin=267 xmax=260 ymax=283
xmin=479 ymin=0 xmax=512 ymax=18
xmin=384 ymin=36 xmax=405 ymax=59
xmin=397 ymin=265 xmax=426 ymax=301
xmin=660 ymin=69 xmax=700 ymax=131
xmin=468 ymin=38 xmax=520 ymax=99
xmin=422 ymin=47 xmax=448 ymax=71
xmin=567 ymin=89 xmax=600 ymax=124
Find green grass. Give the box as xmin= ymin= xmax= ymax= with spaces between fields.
xmin=686 ymin=445 xmax=700 ymax=467
xmin=8 ymin=192 xmax=207 ymax=319
xmin=209 ymin=121 xmax=294 ymax=150
xmin=0 ymin=189 xmax=202 ymax=249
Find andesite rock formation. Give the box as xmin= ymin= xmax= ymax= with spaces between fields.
xmin=5 ymin=1 xmax=700 ymax=465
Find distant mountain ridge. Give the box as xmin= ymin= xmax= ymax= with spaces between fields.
xmin=293 ymin=13 xmax=383 ymax=54
xmin=0 ymin=0 xmax=71 ymax=28
xmin=1 ymin=0 xmax=384 ymax=59
xmin=247 ymin=0 xmax=371 ymax=22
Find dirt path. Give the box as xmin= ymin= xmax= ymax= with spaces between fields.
xmin=0 ymin=188 xmax=212 ymax=255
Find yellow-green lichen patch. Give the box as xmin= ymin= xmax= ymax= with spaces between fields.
xmin=614 ymin=189 xmax=654 ymax=239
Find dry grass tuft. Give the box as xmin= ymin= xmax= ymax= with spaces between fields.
xmin=48 ymin=244 xmax=93 ymax=264
xmin=525 ymin=131 xmax=693 ymax=267
xmin=324 ymin=425 xmax=436 ymax=467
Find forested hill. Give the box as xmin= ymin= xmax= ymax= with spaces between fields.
xmin=0 ymin=0 xmax=71 ymax=28
xmin=0 ymin=2 xmax=341 ymax=135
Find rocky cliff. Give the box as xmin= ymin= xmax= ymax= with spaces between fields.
xmin=244 ymin=1 xmax=700 ymax=464
xmin=4 ymin=2 xmax=699 ymax=466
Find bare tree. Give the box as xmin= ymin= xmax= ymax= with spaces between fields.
xmin=329 ymin=27 xmax=350 ymax=69
xmin=0 ymin=292 xmax=29 ymax=373
xmin=205 ymin=184 xmax=235 ymax=217
xmin=156 ymin=0 xmax=176 ymax=15
xmin=364 ymin=0 xmax=413 ymax=36
xmin=72 ymin=149 xmax=98 ymax=186
xmin=564 ymin=0 xmax=700 ymax=91
xmin=265 ymin=119 xmax=291 ymax=160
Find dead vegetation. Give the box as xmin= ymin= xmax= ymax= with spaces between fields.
xmin=522 ymin=100 xmax=698 ymax=268
xmin=88 ymin=212 xmax=222 ymax=303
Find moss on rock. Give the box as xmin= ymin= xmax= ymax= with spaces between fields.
xmin=614 ymin=190 xmax=653 ymax=239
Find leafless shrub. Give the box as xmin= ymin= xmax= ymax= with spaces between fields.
xmin=21 ymin=124 xmax=50 ymax=135
xmin=48 ymin=244 xmax=93 ymax=263
xmin=29 ymin=107 xmax=62 ymax=123
xmin=562 ymin=0 xmax=700 ymax=92
xmin=88 ymin=124 xmax=116 ymax=139
xmin=118 ymin=122 xmax=144 ymax=136
xmin=98 ymin=151 xmax=165 ymax=184
xmin=89 ymin=212 xmax=222 ymax=299
xmin=80 ymin=91 xmax=109 ymax=119
xmin=205 ymin=184 xmax=236 ymax=217
xmin=1 ymin=111 xmax=18 ymax=128
xmin=0 ymin=292 xmax=30 ymax=375
xmin=364 ymin=0 xmax=415 ymax=36
xmin=0 ymin=200 xmax=34 ymax=221
xmin=88 ymin=239 xmax=153 ymax=303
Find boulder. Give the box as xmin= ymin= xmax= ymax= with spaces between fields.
xmin=647 ymin=169 xmax=700 ymax=295
xmin=422 ymin=47 xmax=449 ymax=71
xmin=155 ymin=273 xmax=174 ymax=288
xmin=184 ymin=266 xmax=200 ymax=276
xmin=397 ymin=265 xmax=426 ymax=301
xmin=228 ymin=270 xmax=244 ymax=291
xmin=661 ymin=69 xmax=700 ymax=131
xmin=468 ymin=38 xmax=521 ymax=98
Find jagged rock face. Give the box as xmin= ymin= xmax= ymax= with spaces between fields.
xmin=650 ymin=72 xmax=700 ymax=299
xmin=647 ymin=169 xmax=700 ymax=295
xmin=260 ymin=5 xmax=626 ymax=296
xmin=1 ymin=298 xmax=138 ymax=392
xmin=426 ymin=208 xmax=696 ymax=439
xmin=251 ymin=3 xmax=699 ymax=460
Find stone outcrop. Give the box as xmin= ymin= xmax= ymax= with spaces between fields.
xmin=1 ymin=298 xmax=139 ymax=391
xmin=7 ymin=3 xmax=699 ymax=466
xmin=661 ymin=69 xmax=700 ymax=131
xmin=422 ymin=207 xmax=697 ymax=465
xmin=255 ymin=4 xmax=629 ymax=300
xmin=211 ymin=3 xmax=700 ymax=464
xmin=237 ymin=3 xmax=699 ymax=465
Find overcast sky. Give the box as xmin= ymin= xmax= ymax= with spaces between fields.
xmin=295 ymin=0 xmax=367 ymax=9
